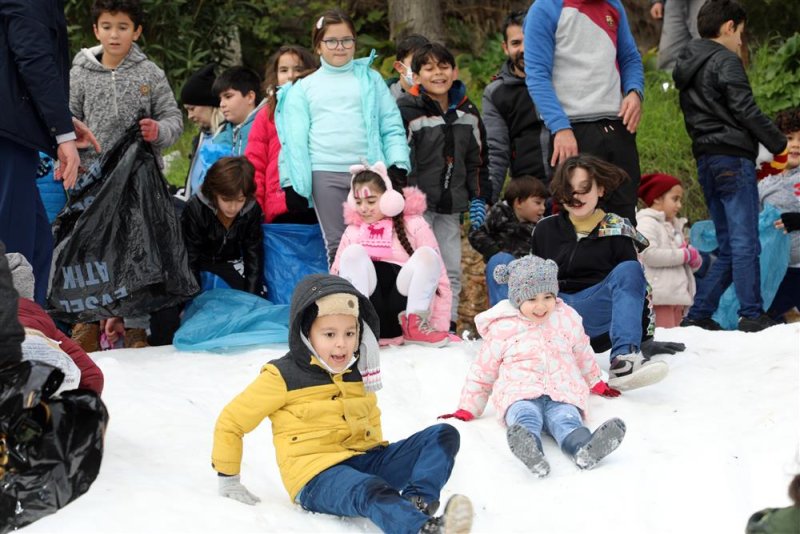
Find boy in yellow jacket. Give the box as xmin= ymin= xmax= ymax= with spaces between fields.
xmin=212 ymin=273 xmax=472 ymax=534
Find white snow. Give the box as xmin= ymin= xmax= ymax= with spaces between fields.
xmin=25 ymin=324 xmax=800 ymax=534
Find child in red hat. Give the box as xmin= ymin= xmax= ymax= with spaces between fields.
xmin=637 ymin=173 xmax=702 ymax=328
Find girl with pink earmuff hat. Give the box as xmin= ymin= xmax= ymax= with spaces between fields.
xmin=330 ymin=161 xmax=454 ymax=347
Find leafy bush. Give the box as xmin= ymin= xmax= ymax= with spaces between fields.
xmin=750 ymin=33 xmax=800 ymax=117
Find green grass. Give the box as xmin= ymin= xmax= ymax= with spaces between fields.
xmin=637 ymin=70 xmax=708 ymax=223
xmin=163 ymin=121 xmax=198 ymax=188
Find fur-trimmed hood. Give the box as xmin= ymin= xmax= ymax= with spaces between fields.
xmin=343 ymin=186 xmax=427 ymax=225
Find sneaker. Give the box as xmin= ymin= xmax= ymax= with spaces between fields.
xmin=608 ymin=352 xmax=668 ymax=391
xmin=71 ymin=322 xmax=100 ymax=352
xmin=420 ymin=494 xmax=473 ymax=534
xmin=408 ymin=495 xmax=440 ymax=516
xmin=680 ymin=317 xmax=723 ymax=330
xmin=400 ymin=312 xmax=449 ymax=347
xmin=124 ymin=328 xmax=149 ymax=349
xmin=506 ymin=424 xmax=550 ymax=477
xmin=573 ymin=418 xmax=627 ymax=470
xmin=738 ymin=313 xmax=778 ymax=333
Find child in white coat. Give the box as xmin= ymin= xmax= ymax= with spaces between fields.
xmin=637 ymin=173 xmax=702 ymax=328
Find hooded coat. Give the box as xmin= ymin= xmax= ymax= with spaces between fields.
xmin=69 ymin=43 xmax=183 ymax=169
xmin=211 ymin=274 xmax=384 ymax=502
xmin=457 ymin=299 xmax=602 ymax=421
xmin=636 ymin=208 xmax=696 ymax=306
xmin=672 ymin=39 xmax=786 ymax=160
xmin=330 ymin=187 xmax=452 ymax=333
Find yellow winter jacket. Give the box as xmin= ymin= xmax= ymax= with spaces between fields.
xmin=212 ymin=274 xmax=385 ymax=502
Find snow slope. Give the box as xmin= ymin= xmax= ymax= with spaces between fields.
xmin=25 ymin=324 xmax=800 ymax=534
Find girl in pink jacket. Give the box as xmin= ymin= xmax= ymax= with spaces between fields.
xmin=331 ymin=161 xmax=452 ymax=347
xmin=442 ymin=255 xmax=626 ymax=477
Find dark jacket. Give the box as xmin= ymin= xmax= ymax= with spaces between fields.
xmin=17 ymin=298 xmax=104 ymax=395
xmin=398 ymin=81 xmax=491 ymax=214
xmin=0 ymin=242 xmax=24 ymax=363
xmin=0 ymin=0 xmax=74 ymax=156
xmin=468 ymin=201 xmax=535 ymax=262
xmin=673 ymin=39 xmax=787 ymax=160
xmin=181 ymin=191 xmax=265 ymax=294
xmin=531 ymin=211 xmax=648 ymax=293
xmin=482 ymin=61 xmax=546 ymax=202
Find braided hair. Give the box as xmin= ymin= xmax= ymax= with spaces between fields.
xmin=352 ymin=171 xmax=414 ymax=257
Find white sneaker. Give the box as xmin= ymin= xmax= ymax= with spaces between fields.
xmin=608 ymin=352 xmax=668 ymax=391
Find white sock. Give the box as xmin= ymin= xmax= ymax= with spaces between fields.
xmin=396 ymin=246 xmax=441 ymax=314
xmin=337 ymin=244 xmax=377 ymax=297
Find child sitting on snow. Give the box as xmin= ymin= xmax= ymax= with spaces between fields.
xmin=441 ymin=255 xmax=626 ymax=477
xmin=637 ymin=173 xmax=702 ymax=328
xmin=212 ymin=273 xmax=473 ymax=533
xmin=331 ymin=162 xmax=452 ymax=347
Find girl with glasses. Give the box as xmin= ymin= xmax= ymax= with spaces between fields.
xmin=276 ymin=9 xmax=411 ymax=265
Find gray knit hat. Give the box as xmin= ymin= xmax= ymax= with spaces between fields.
xmin=493 ymin=255 xmax=559 ymax=308
xmin=6 ymin=253 xmax=34 ymax=300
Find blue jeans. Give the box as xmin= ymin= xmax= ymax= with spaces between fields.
xmin=486 ymin=252 xmax=515 ymax=306
xmin=688 ymin=155 xmax=763 ymax=319
xmin=505 ymin=396 xmax=584 ymax=448
xmin=559 ymin=261 xmax=646 ymax=358
xmin=297 ymin=424 xmax=460 ymax=534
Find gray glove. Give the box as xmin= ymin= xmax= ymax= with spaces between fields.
xmin=218 ymin=474 xmax=261 ymax=505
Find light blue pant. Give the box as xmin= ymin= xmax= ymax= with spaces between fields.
xmin=505 ymin=396 xmax=584 ymax=448
xmin=423 ymin=212 xmax=461 ymax=322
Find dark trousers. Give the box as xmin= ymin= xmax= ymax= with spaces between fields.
xmin=768 ymin=267 xmax=800 ymax=319
xmin=0 ymin=138 xmax=53 ymax=305
xmin=297 ymin=424 xmax=460 ymax=534
xmin=553 ymin=119 xmax=641 ymax=225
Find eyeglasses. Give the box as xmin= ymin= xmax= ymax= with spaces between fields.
xmin=321 ymin=37 xmax=356 ymax=50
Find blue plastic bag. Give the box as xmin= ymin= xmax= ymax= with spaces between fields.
xmin=691 ymin=205 xmax=790 ymax=329
xmin=263 ymin=224 xmax=328 ymax=304
xmin=174 ymin=288 xmax=290 ymax=351
xmin=35 ymin=152 xmax=65 ymax=223
xmin=190 ymin=142 xmax=232 ymax=196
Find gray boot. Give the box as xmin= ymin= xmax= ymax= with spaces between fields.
xmin=506 ymin=424 xmax=550 ymax=477
xmin=561 ymin=418 xmax=626 ymax=470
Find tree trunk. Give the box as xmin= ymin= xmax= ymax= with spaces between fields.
xmin=388 ymin=0 xmax=445 ymax=43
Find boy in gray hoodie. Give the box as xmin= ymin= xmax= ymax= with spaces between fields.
xmin=69 ymin=0 xmax=183 ymax=172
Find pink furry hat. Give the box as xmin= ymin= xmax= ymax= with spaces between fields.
xmin=347 ymin=161 xmax=405 ymax=217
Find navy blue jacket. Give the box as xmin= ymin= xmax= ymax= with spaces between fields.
xmin=0 ymin=0 xmax=73 ymax=157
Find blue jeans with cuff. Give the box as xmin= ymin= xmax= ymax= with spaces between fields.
xmin=297 ymin=423 xmax=460 ymax=534
xmin=505 ymin=396 xmax=585 ymax=448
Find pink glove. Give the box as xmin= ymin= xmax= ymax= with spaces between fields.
xmin=438 ymin=409 xmax=475 ymax=421
xmin=590 ymin=381 xmax=621 ymax=398
xmin=139 ymin=118 xmax=160 ymax=143
xmin=682 ymin=244 xmax=703 ymax=271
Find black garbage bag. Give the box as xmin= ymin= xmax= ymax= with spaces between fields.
xmin=47 ymin=122 xmax=199 ymax=323
xmin=0 ymin=361 xmax=109 ymax=533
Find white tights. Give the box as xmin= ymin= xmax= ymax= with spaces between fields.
xmin=338 ymin=244 xmax=442 ymax=314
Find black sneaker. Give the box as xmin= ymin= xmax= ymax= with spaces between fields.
xmin=738 ymin=313 xmax=778 ymax=333
xmin=449 ymin=321 xmax=458 ymax=335
xmin=420 ymin=494 xmax=473 ymax=534
xmin=680 ymin=317 xmax=723 ymax=330
xmin=506 ymin=424 xmax=550 ymax=477
xmin=408 ymin=495 xmax=440 ymax=516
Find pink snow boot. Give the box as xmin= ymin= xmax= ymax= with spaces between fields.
xmin=399 ymin=312 xmax=449 ymax=347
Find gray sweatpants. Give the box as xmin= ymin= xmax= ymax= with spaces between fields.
xmin=423 ymin=211 xmax=461 ymax=322
xmin=656 ymin=0 xmax=703 ymax=71
xmin=312 ymin=170 xmax=351 ymax=265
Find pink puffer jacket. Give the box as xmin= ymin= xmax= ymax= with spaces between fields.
xmin=331 ymin=187 xmax=452 ymax=332
xmin=458 ymin=299 xmax=602 ymax=422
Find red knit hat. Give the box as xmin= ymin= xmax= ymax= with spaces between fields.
xmin=638 ymin=173 xmax=682 ymax=207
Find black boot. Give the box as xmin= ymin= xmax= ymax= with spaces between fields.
xmin=506 ymin=424 xmax=550 ymax=477
xmin=561 ymin=419 xmax=626 ymax=470
xmin=408 ymin=494 xmax=440 ymax=516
